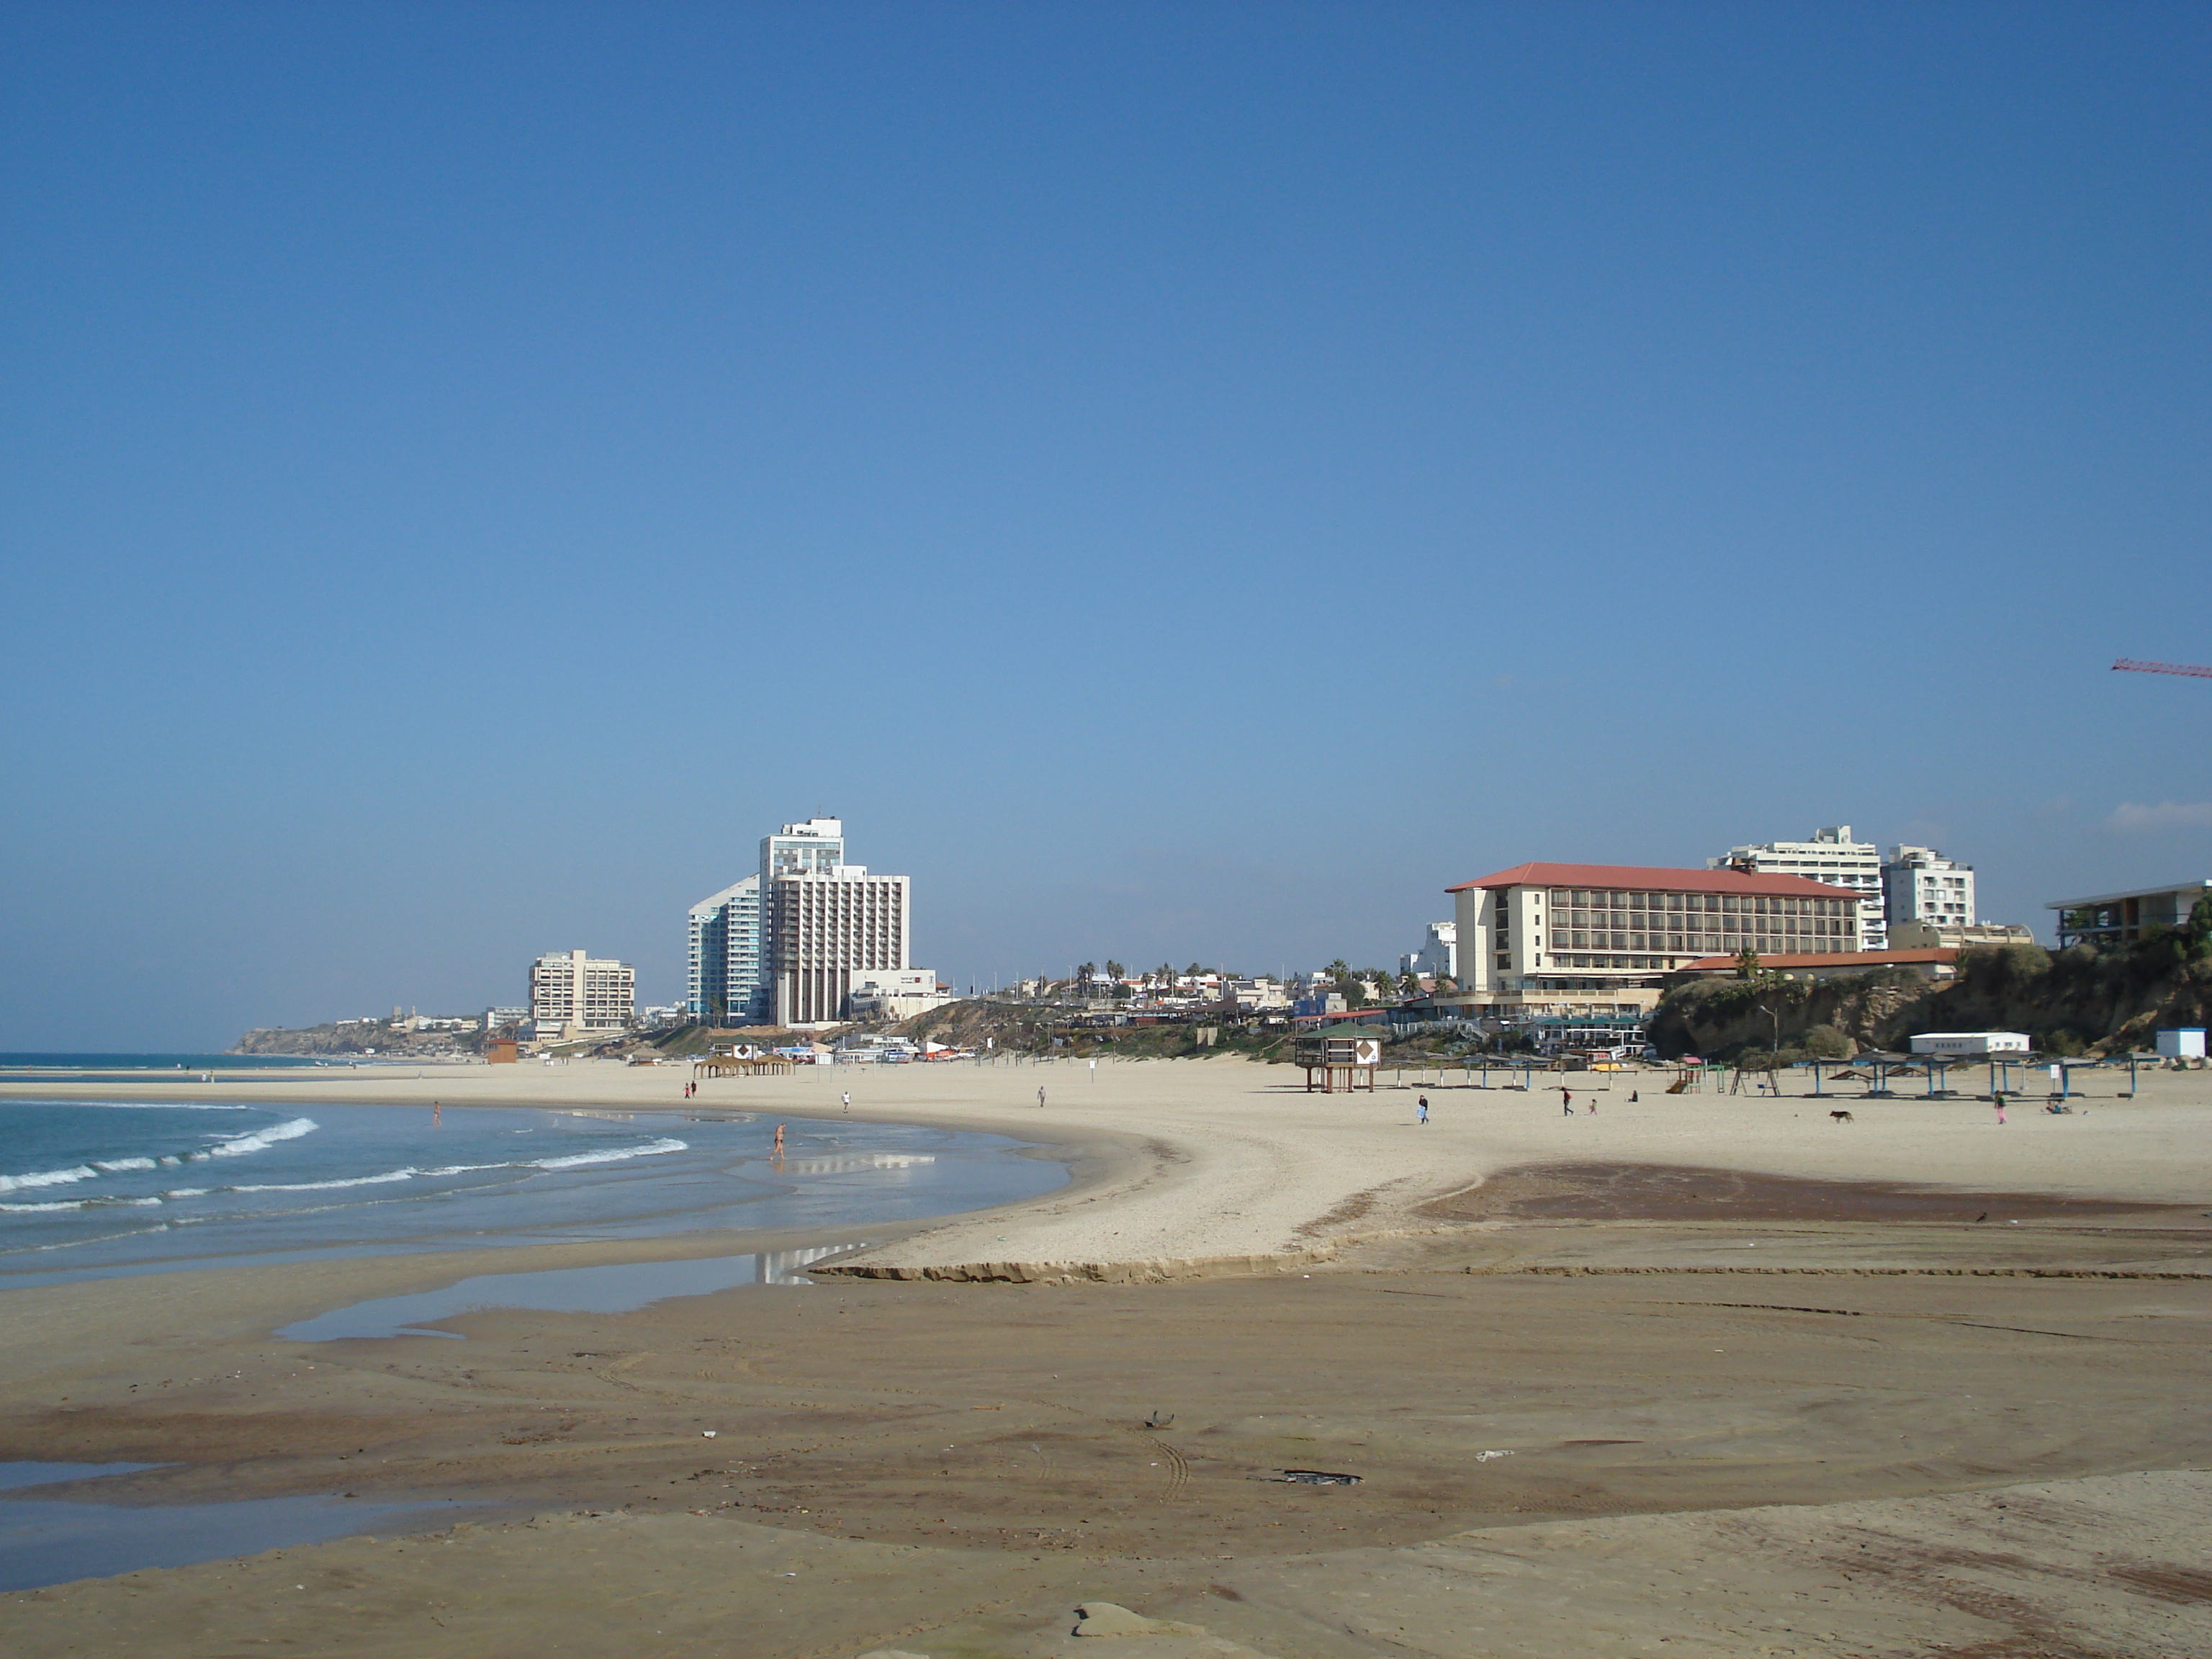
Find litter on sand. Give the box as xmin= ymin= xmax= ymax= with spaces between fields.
xmin=1272 ymin=1469 xmax=1361 ymax=1486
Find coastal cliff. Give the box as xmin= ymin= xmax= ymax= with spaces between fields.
xmin=1650 ymin=940 xmax=2212 ymax=1061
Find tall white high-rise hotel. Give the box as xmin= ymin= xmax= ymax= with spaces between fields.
xmin=686 ymin=817 xmax=914 ymax=1026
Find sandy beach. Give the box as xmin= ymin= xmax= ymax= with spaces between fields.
xmin=3 ymin=1054 xmax=2210 ymax=1656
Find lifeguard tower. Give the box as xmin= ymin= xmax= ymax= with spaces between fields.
xmin=1295 ymin=1030 xmax=1382 ymax=1092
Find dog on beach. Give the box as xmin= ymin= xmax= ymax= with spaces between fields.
xmin=1828 ymin=1109 xmax=1854 ymax=1123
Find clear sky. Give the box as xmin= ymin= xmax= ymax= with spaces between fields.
xmin=3 ymin=2 xmax=2207 ymax=1048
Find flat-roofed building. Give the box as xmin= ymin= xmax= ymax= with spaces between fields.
xmin=687 ymin=875 xmax=763 ymax=1023
xmin=2049 ymin=878 xmax=2212 ymax=948
xmin=1398 ymin=922 xmax=1457 ymax=981
xmin=1673 ymin=946 xmax=1957 ymax=983
xmin=770 ymin=866 xmax=912 ymax=1027
xmin=848 ymin=968 xmax=950 ymax=1022
xmin=1884 ymin=845 xmax=1977 ymax=932
xmin=529 ymin=949 xmax=636 ymax=1038
xmin=1447 ymin=862 xmax=1862 ymax=1013
xmin=1714 ymin=825 xmax=1887 ymax=950
xmin=1888 ymin=920 xmax=2035 ymax=950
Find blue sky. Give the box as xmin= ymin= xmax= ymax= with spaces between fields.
xmin=3 ymin=2 xmax=2207 ymax=1047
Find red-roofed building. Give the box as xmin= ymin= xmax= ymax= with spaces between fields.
xmin=1672 ymin=947 xmax=1957 ymax=982
xmin=1443 ymin=861 xmax=1863 ymax=1012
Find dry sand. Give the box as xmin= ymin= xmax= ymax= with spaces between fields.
xmin=4 ymin=1053 xmax=2211 ymax=1656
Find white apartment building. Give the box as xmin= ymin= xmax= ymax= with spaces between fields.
xmin=529 ymin=949 xmax=636 ymax=1037
xmin=770 ymin=866 xmax=912 ymax=1026
xmin=1448 ymin=861 xmax=1863 ymax=1012
xmin=1399 ymin=922 xmax=1458 ymax=981
xmin=1714 ymin=825 xmax=1887 ymax=951
xmin=1883 ymin=845 xmax=1976 ymax=931
xmin=687 ymin=875 xmax=763 ymax=1023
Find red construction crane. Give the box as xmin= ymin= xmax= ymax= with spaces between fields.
xmin=2113 ymin=658 xmax=2212 ymax=680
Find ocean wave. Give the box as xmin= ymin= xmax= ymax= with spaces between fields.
xmin=0 ymin=1132 xmax=685 ymax=1220
xmin=529 ymin=1137 xmax=688 ymax=1170
xmin=213 ymin=1141 xmax=682 ymax=1194
xmin=1 ymin=1116 xmax=320 ymax=1196
xmin=230 ymin=1168 xmax=426 ymax=1193
xmin=0 ymin=1164 xmax=101 ymax=1195
xmin=204 ymin=1117 xmax=319 ymax=1158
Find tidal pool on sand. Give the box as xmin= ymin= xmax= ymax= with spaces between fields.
xmin=0 ymin=1463 xmax=469 ymax=1592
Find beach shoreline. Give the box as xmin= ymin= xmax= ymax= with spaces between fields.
xmin=9 ymin=1051 xmax=2210 ymax=1276
xmin=5 ymin=1056 xmax=2211 ymax=1656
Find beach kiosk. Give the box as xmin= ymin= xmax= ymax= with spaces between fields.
xmin=1296 ymin=1031 xmax=1382 ymax=1093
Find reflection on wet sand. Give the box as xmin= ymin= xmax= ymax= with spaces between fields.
xmin=279 ymin=1241 xmax=865 ymax=1340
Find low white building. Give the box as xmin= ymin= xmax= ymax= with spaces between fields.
xmin=1220 ymin=977 xmax=1288 ymax=1012
xmin=1884 ymin=846 xmax=1976 ymax=931
xmin=1888 ymin=920 xmax=2033 ymax=950
xmin=1909 ymin=1031 xmax=2031 ymax=1057
xmin=847 ymin=968 xmax=951 ymax=1022
xmin=1399 ymin=922 xmax=1457 ymax=981
xmin=2155 ymin=1028 xmax=2207 ymax=1060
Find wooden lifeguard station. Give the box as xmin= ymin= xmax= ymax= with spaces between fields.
xmin=1295 ymin=1030 xmax=1382 ymax=1092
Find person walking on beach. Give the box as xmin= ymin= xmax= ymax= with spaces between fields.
xmin=1417 ymin=1096 xmax=1429 ymax=1125
xmin=841 ymin=1091 xmax=850 ymax=1112
xmin=1037 ymin=1086 xmax=1046 ymax=1109
xmin=432 ymin=1100 xmax=441 ymax=1128
xmin=773 ymin=1123 xmax=786 ymax=1158
xmin=1562 ymin=1089 xmax=1574 ymax=1117
xmin=1994 ymin=1092 xmax=2008 ymax=1125
xmin=1586 ymin=1100 xmax=1596 ymax=1114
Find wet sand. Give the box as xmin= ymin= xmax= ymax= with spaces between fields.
xmin=3 ymin=1056 xmax=2211 ymax=1655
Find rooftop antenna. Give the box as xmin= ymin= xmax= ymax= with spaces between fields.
xmin=2113 ymin=657 xmax=2212 ymax=680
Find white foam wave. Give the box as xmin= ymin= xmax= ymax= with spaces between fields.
xmin=204 ymin=1117 xmax=318 ymax=1158
xmin=530 ymin=1137 xmax=688 ymax=1170
xmin=94 ymin=1157 xmax=158 ymax=1174
xmin=231 ymin=1167 xmax=423 ymax=1193
xmin=0 ymin=1164 xmax=100 ymax=1195
xmin=230 ymin=1158 xmax=522 ymax=1195
xmin=0 ymin=1200 xmax=88 ymax=1213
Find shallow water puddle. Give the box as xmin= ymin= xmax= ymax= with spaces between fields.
xmin=278 ymin=1241 xmax=861 ymax=1340
xmin=0 ymin=1463 xmax=467 ymax=1592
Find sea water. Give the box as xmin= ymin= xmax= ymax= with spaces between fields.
xmin=0 ymin=1100 xmax=1064 ymax=1286
xmin=0 ymin=1462 xmax=470 ymax=1591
